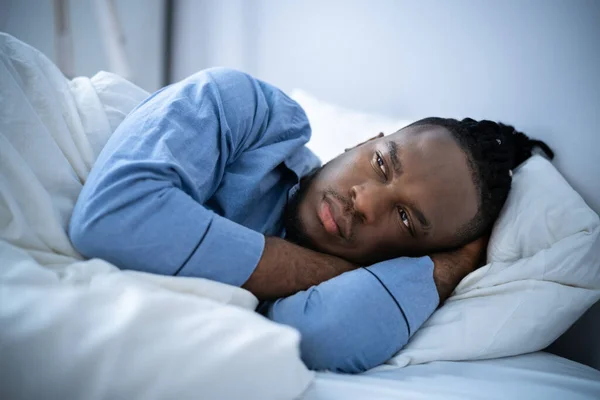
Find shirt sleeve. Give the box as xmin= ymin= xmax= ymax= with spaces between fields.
xmin=259 ymin=256 xmax=439 ymax=373
xmin=69 ymin=68 xmax=311 ymax=287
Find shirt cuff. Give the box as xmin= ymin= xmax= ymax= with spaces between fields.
xmin=176 ymin=213 xmax=265 ymax=287
xmin=366 ymin=256 xmax=439 ymax=337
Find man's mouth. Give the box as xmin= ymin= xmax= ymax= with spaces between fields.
xmin=318 ymin=198 xmax=340 ymax=237
xmin=318 ymin=194 xmax=351 ymax=239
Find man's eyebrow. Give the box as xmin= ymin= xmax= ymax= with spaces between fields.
xmin=386 ymin=140 xmax=403 ymax=175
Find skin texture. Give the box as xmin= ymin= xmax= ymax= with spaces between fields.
xmin=285 ymin=124 xmax=480 ymax=266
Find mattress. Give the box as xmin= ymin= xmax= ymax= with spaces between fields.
xmin=301 ymin=352 xmax=600 ymax=400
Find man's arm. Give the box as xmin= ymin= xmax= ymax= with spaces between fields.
xmin=261 ymin=239 xmax=486 ymax=373
xmin=430 ymin=235 xmax=489 ymax=302
xmin=70 ymin=68 xmax=352 ymax=297
xmin=243 ymin=237 xmax=358 ymax=300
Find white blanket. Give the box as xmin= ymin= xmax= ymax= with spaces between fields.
xmin=0 ymin=33 xmax=313 ymax=400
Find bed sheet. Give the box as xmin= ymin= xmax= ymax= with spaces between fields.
xmin=301 ymin=352 xmax=600 ymax=400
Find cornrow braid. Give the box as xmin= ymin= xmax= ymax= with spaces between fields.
xmin=407 ymin=117 xmax=554 ymax=244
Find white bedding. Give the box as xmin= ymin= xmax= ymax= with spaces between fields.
xmin=0 ymin=33 xmax=312 ymax=400
xmin=302 ymin=352 xmax=600 ymax=400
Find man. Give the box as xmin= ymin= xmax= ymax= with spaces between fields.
xmin=69 ymin=68 xmax=551 ymax=373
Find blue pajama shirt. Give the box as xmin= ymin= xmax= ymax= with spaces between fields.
xmin=69 ymin=68 xmax=439 ymax=373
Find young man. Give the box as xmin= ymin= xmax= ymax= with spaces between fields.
xmin=69 ymin=68 xmax=552 ymax=373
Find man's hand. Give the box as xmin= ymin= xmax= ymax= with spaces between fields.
xmin=242 ymin=236 xmax=359 ymax=300
xmin=429 ymin=236 xmax=489 ymax=303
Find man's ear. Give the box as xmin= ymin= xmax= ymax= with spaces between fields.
xmin=344 ymin=132 xmax=385 ymax=152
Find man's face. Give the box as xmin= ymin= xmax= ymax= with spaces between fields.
xmin=285 ymin=124 xmax=479 ymax=265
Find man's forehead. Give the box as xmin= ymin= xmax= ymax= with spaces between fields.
xmin=391 ymin=124 xmax=454 ymax=145
xmin=387 ymin=124 xmax=479 ymax=237
xmin=387 ymin=126 xmax=464 ymax=174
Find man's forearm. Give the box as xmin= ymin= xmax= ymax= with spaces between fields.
xmin=242 ymin=237 xmax=359 ymax=300
xmin=261 ymin=256 xmax=438 ymax=373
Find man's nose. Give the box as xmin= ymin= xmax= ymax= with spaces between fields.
xmin=350 ymin=182 xmax=387 ymax=224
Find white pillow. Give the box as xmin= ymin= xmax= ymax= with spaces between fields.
xmin=291 ymin=89 xmax=600 ymax=366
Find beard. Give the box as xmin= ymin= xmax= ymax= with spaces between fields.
xmin=283 ymin=166 xmax=322 ymax=251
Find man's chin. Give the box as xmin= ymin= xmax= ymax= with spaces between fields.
xmin=284 ymin=230 xmax=395 ymax=265
xmin=284 ymin=230 xmax=317 ymax=250
xmin=283 ymin=216 xmax=326 ymax=253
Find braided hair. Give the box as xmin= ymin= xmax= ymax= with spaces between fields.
xmin=407 ymin=117 xmax=554 ymax=243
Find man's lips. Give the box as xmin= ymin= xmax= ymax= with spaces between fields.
xmin=318 ymin=195 xmax=351 ymax=239
xmin=318 ymin=198 xmax=340 ymax=236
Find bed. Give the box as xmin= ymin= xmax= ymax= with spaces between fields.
xmin=304 ymin=353 xmax=600 ymax=400
xmin=1 ymin=32 xmax=599 ymax=400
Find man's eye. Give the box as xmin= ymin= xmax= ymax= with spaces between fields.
xmin=399 ymin=208 xmax=411 ymax=229
xmin=376 ymin=152 xmax=387 ymax=177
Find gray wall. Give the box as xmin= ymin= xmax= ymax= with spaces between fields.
xmin=0 ymin=0 xmax=165 ymax=92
